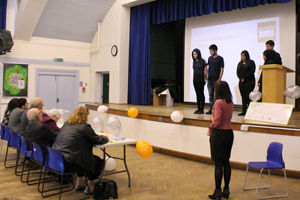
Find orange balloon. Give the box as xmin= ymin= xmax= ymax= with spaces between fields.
xmin=128 ymin=107 xmax=139 ymax=118
xmin=136 ymin=140 xmax=153 ymax=158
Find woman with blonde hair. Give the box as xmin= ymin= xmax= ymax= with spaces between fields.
xmin=53 ymin=106 xmax=109 ymax=194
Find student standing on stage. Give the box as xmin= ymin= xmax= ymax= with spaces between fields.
xmin=257 ymin=49 xmax=277 ymax=95
xmin=205 ymin=44 xmax=224 ymax=114
xmin=207 ymin=81 xmax=234 ymax=200
xmin=258 ymin=40 xmax=282 ymax=94
xmin=265 ymin=40 xmax=282 ymax=65
xmin=236 ymin=50 xmax=256 ymax=116
xmin=192 ymin=48 xmax=206 ymax=114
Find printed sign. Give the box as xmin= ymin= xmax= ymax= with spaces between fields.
xmin=245 ymin=102 xmax=293 ymax=125
xmin=257 ymin=20 xmax=276 ymax=43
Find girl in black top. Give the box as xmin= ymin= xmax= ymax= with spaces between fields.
xmin=1 ymin=98 xmax=18 ymax=125
xmin=263 ymin=50 xmax=276 ymax=65
xmin=192 ymin=48 xmax=206 ymax=114
xmin=258 ymin=50 xmax=277 ymax=94
xmin=236 ymin=50 xmax=256 ymax=116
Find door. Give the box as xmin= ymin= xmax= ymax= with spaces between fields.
xmin=102 ymin=74 xmax=109 ymax=103
xmin=37 ymin=75 xmax=57 ymax=109
xmin=37 ymin=74 xmax=77 ymax=114
xmin=57 ymin=75 xmax=76 ymax=112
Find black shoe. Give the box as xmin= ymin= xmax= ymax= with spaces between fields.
xmin=198 ymin=110 xmax=204 ymax=114
xmin=193 ymin=110 xmax=199 ymax=114
xmin=208 ymin=189 xmax=223 ymax=200
xmin=238 ymin=112 xmax=245 ymax=116
xmin=223 ymin=187 xmax=230 ymax=199
xmin=206 ymin=109 xmax=212 ymax=114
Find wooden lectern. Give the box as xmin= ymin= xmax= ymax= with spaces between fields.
xmin=259 ymin=64 xmax=294 ymax=103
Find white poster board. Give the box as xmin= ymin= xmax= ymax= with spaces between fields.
xmin=244 ymin=102 xmax=293 ymax=125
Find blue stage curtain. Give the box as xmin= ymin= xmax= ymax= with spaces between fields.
xmin=0 ymin=0 xmax=7 ymax=29
xmin=128 ymin=3 xmax=151 ymax=105
xmin=152 ymin=0 xmax=292 ymax=24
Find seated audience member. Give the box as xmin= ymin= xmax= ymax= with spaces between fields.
xmin=41 ymin=109 xmax=61 ymax=132
xmin=26 ymin=108 xmax=57 ymax=159
xmin=2 ymin=98 xmax=18 ymax=125
xmin=8 ymin=98 xmax=29 ymax=134
xmin=20 ymin=97 xmax=44 ymax=136
xmin=52 ymin=106 xmax=109 ymax=195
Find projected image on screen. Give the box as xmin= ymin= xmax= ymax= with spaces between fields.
xmin=189 ymin=17 xmax=279 ymax=104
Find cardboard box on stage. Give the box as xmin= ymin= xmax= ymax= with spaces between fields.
xmin=153 ymin=89 xmax=174 ymax=106
xmin=153 ymin=89 xmax=166 ymax=106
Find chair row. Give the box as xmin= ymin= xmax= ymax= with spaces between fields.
xmin=0 ymin=123 xmax=91 ymax=200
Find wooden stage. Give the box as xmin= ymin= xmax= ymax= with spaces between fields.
xmin=86 ymin=103 xmax=300 ymax=137
xmin=87 ymin=103 xmax=300 ymax=178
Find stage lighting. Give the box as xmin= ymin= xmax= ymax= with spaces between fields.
xmin=0 ymin=30 xmax=14 ymax=55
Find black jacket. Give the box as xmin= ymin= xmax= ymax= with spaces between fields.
xmin=236 ymin=60 xmax=256 ymax=82
xmin=52 ymin=123 xmax=109 ymax=173
xmin=26 ymin=120 xmax=58 ymax=159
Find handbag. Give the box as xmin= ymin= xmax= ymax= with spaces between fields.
xmin=93 ymin=179 xmax=118 ymax=199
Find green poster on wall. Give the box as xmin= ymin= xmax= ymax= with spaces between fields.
xmin=3 ymin=63 xmax=28 ymax=97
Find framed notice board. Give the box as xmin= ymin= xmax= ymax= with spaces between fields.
xmin=3 ymin=63 xmax=28 ymax=97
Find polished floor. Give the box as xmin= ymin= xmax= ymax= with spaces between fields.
xmin=0 ymin=144 xmax=299 ymax=200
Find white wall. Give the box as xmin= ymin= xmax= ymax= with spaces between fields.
xmin=89 ymin=110 xmax=300 ymax=171
xmin=90 ymin=0 xmax=131 ymax=104
xmin=0 ymin=37 xmax=91 ymax=120
xmin=184 ymin=1 xmax=296 ymax=105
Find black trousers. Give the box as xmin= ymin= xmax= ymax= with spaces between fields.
xmin=64 ymin=155 xmax=104 ymax=181
xmin=193 ymin=81 xmax=205 ymax=111
xmin=239 ymin=80 xmax=255 ymax=113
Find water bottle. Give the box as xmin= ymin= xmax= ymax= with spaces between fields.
xmin=116 ymin=126 xmax=120 ymax=140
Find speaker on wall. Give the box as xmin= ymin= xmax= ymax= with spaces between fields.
xmin=0 ymin=30 xmax=14 ymax=55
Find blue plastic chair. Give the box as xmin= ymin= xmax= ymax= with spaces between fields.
xmin=26 ymin=142 xmax=47 ymax=188
xmin=0 ymin=123 xmax=4 ymax=139
xmin=20 ymin=136 xmax=33 ymax=183
xmin=0 ymin=123 xmax=6 ymax=160
xmin=243 ymin=142 xmax=288 ymax=199
xmin=9 ymin=130 xmax=24 ymax=175
xmin=3 ymin=126 xmax=18 ymax=168
xmin=42 ymin=147 xmax=90 ymax=200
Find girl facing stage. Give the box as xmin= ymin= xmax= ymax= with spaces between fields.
xmin=207 ymin=81 xmax=234 ymax=200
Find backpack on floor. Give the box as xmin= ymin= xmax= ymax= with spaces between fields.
xmin=93 ymin=179 xmax=118 ymax=199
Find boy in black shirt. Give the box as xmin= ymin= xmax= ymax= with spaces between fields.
xmin=257 ymin=40 xmax=282 ymax=98
xmin=265 ymin=40 xmax=282 ymax=65
xmin=205 ymin=44 xmax=224 ymax=114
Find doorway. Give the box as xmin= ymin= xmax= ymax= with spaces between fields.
xmin=151 ymin=20 xmax=185 ymax=103
xmin=35 ymin=69 xmax=79 ymax=114
xmin=99 ymin=72 xmax=109 ymax=104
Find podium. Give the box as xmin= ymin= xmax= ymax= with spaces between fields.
xmin=259 ymin=64 xmax=294 ymax=103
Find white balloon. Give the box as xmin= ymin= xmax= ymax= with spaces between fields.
xmin=105 ymin=157 xmax=116 ymax=171
xmin=283 ymin=85 xmax=300 ymax=99
xmin=249 ymin=91 xmax=262 ymax=102
xmin=170 ymin=111 xmax=184 ymax=123
xmin=92 ymin=117 xmax=104 ymax=132
xmin=106 ymin=116 xmax=122 ymax=131
xmin=97 ymin=105 xmax=108 ymax=114
xmin=106 ymin=116 xmax=122 ymax=137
